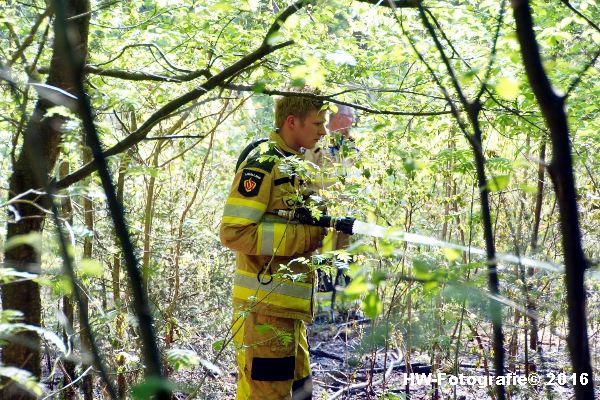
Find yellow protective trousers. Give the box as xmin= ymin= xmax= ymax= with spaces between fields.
xmin=232 ymin=312 xmax=312 ymax=400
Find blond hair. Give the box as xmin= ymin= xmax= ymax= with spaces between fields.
xmin=274 ymin=88 xmax=324 ymax=128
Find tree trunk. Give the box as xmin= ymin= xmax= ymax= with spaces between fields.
xmin=81 ymin=146 xmax=94 ymax=400
xmin=528 ymin=141 xmax=545 ymax=358
xmin=513 ymin=1 xmax=594 ymax=398
xmin=1 ymin=2 xmax=90 ymax=399
xmin=113 ymin=149 xmax=131 ymax=399
xmin=59 ymin=162 xmax=76 ymax=400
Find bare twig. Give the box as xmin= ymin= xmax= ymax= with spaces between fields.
xmin=559 ymin=0 xmax=600 ymax=34
xmin=327 ymin=351 xmax=401 ymax=400
xmin=54 ymin=38 xmax=293 ymax=189
xmin=475 ymin=0 xmax=507 ymax=102
xmin=357 ymin=0 xmax=421 ymax=8
xmin=565 ymin=47 xmax=600 ymax=98
xmin=8 ymin=5 xmax=53 ymax=67
xmin=93 ymin=43 xmax=192 ymax=72
xmin=39 ymin=64 xmax=210 ymax=82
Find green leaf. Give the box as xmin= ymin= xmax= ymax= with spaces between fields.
xmin=412 ymin=258 xmax=434 ymax=280
xmin=495 ymin=77 xmax=520 ymax=100
xmin=519 ymin=183 xmax=538 ymax=194
xmin=212 ymin=1 xmax=233 ymax=12
xmin=128 ymin=166 xmax=160 ymax=177
xmin=131 ymin=377 xmax=174 ymax=400
xmin=371 ymin=271 xmax=387 ymax=285
xmin=0 ymin=366 xmax=45 ymax=397
xmin=0 ymin=310 xmax=23 ymax=324
xmin=252 ymin=81 xmax=266 ymax=93
xmin=212 ymin=339 xmax=225 ymax=351
xmin=165 ymin=349 xmax=201 ymax=371
xmin=362 ymin=291 xmax=383 ymax=319
xmin=255 ymin=323 xmax=271 ymax=335
xmin=50 ymin=275 xmax=73 ymax=296
xmin=0 ymin=323 xmax=67 ymax=354
xmin=443 ymin=248 xmax=462 ymax=262
xmin=4 ymin=232 xmax=42 ymax=254
xmin=342 ymin=275 xmax=369 ymax=299
xmin=423 ymin=280 xmax=438 ymax=292
xmin=0 ymin=268 xmax=38 ymax=284
xmin=79 ymin=259 xmax=103 ymax=278
xmin=487 ymin=175 xmax=510 ymax=192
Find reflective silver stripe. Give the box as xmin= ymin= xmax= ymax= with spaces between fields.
xmin=260 ymin=223 xmax=275 ymax=255
xmin=234 ymin=273 xmax=312 ymax=299
xmin=223 ymin=204 xmax=263 ymax=222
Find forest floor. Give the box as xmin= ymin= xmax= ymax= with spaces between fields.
xmin=43 ymin=314 xmax=583 ymax=400
xmin=307 ymin=315 xmax=578 ymax=400
xmin=184 ymin=312 xmax=582 ymax=399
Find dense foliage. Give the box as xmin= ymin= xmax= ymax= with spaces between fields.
xmin=0 ymin=0 xmax=598 ymax=398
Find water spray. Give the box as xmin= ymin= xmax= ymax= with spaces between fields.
xmin=271 ymin=208 xmax=562 ymax=272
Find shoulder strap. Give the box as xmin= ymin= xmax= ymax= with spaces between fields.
xmin=235 ymin=138 xmax=269 ymax=172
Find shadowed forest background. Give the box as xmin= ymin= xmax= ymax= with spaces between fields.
xmin=0 ymin=0 xmax=599 ymax=399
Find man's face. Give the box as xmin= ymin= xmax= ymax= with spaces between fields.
xmin=327 ymin=112 xmax=354 ymax=137
xmin=291 ymin=109 xmax=327 ymax=149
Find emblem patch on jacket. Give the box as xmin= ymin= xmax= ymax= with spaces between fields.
xmin=238 ymin=169 xmax=265 ymax=197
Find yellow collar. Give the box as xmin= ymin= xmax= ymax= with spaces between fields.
xmin=270 ymin=131 xmax=301 ymax=156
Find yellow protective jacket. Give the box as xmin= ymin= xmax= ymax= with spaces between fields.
xmin=220 ymin=131 xmax=319 ymax=322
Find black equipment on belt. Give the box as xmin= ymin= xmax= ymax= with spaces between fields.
xmin=271 ymin=208 xmax=356 ymax=235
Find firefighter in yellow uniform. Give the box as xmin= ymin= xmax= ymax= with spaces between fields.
xmin=220 ymin=93 xmax=328 ymax=399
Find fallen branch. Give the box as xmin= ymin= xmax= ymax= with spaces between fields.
xmin=310 ymin=349 xmax=345 ymax=362
xmin=327 ymin=354 xmax=401 ymax=400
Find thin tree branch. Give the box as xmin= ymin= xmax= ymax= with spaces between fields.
xmin=67 ymin=0 xmax=121 ymax=21
xmin=225 ymin=84 xmax=452 ymax=116
xmin=92 ymin=43 xmax=192 ymax=72
xmin=8 ymin=5 xmax=53 ymax=68
xmin=262 ymin=0 xmax=309 ymax=46
xmin=560 ymin=0 xmax=600 ymax=34
xmin=54 ymin=39 xmax=292 ymax=189
xmin=54 ymin=2 xmax=306 ymax=189
xmin=565 ymin=47 xmax=600 ymax=98
xmin=395 ymin=12 xmax=471 ymax=138
xmin=416 ymin=6 xmax=469 ymax=108
xmin=475 ymin=0 xmax=507 ymax=102
xmin=39 ymin=64 xmax=210 ymax=82
xmin=357 ymin=0 xmax=421 ymax=8
xmin=412 ymin=5 xmax=506 ymax=395
xmin=144 ymin=134 xmax=209 ymax=140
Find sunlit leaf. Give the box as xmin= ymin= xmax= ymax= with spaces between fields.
xmin=342 ymin=275 xmax=369 ymax=298
xmin=0 ymin=366 xmax=45 ymax=397
xmin=166 ymin=349 xmax=201 ymax=371
xmin=487 ymin=175 xmax=510 ymax=192
xmin=0 ymin=323 xmax=66 ymax=354
xmin=212 ymin=339 xmax=225 ymax=351
xmin=495 ymin=77 xmax=520 ymax=100
xmin=325 ymin=50 xmax=356 ymax=66
xmin=79 ymin=259 xmax=103 ymax=277
xmin=4 ymin=232 xmax=42 ymax=254
xmin=443 ymin=248 xmax=462 ymax=262
xmin=362 ymin=291 xmax=383 ymax=319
